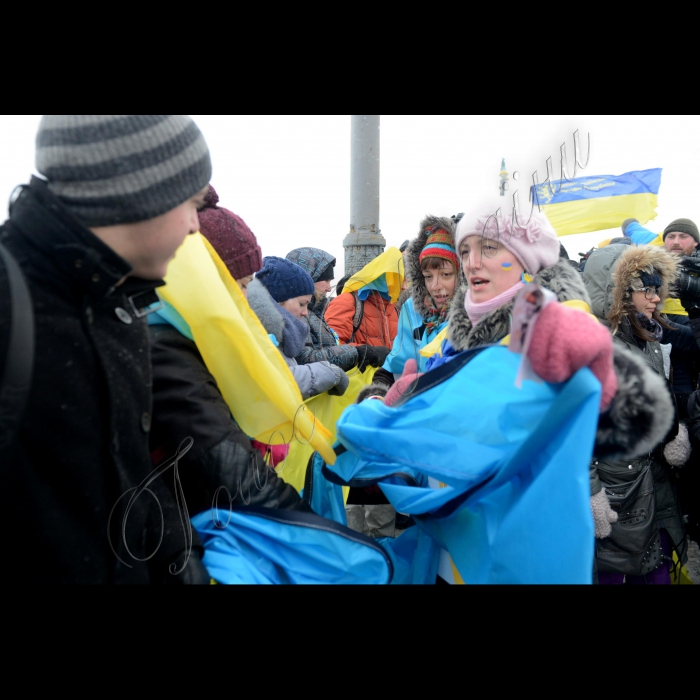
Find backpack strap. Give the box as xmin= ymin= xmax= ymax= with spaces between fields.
xmin=0 ymin=240 xmax=34 ymax=452
xmin=349 ymin=292 xmax=364 ymax=343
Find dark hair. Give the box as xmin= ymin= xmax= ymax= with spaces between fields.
xmin=419 ymin=257 xmax=457 ymax=272
xmin=626 ymin=300 xmax=673 ymax=342
xmin=335 ymin=274 xmax=350 ymax=296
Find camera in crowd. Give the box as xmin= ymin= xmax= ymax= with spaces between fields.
xmin=673 ymin=255 xmax=700 ymax=306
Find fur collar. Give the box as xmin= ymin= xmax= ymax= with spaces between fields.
xmin=406 ymin=215 xmax=459 ymax=323
xmin=309 ymin=292 xmax=330 ymax=318
xmin=583 ymin=243 xmax=679 ymax=335
xmin=608 ymin=244 xmax=678 ymax=334
xmin=448 ymin=260 xmax=591 ymax=351
xmin=247 ymin=278 xmax=285 ymax=341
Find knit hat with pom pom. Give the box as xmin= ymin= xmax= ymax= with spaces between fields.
xmin=256 ymin=256 xmax=315 ymax=303
xmin=198 ymin=185 xmax=262 ymax=279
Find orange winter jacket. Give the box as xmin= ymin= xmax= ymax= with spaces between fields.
xmin=325 ymin=291 xmax=399 ymax=348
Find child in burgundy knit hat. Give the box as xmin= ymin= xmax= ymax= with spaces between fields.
xmin=198 ymin=185 xmax=262 ymax=298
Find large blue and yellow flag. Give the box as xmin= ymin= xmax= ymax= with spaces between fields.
xmin=531 ymin=168 xmax=662 ymax=236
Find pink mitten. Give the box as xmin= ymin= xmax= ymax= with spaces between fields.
xmin=384 ymin=359 xmax=423 ymax=407
xmin=527 ymin=302 xmax=618 ymax=411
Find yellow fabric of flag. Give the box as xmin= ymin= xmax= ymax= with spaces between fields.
xmin=533 ymin=169 xmax=662 ymax=237
xmin=420 ymin=327 xmax=449 ymax=358
xmin=341 ymin=247 xmax=405 ymax=303
xmin=661 ymin=297 xmax=687 ymax=316
xmin=542 ymin=192 xmax=659 ymax=237
xmin=279 ymin=367 xmax=379 ymax=494
xmin=158 ymin=233 xmax=336 ymax=464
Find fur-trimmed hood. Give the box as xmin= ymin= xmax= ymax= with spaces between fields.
xmin=582 ymin=243 xmax=678 ymax=334
xmin=448 ymin=259 xmax=591 ymax=351
xmin=406 ymin=214 xmax=459 ymax=323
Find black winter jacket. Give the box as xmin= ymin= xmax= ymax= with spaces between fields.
xmin=148 ymin=325 xmax=306 ymax=516
xmin=296 ymin=294 xmax=359 ymax=372
xmin=0 ymin=177 xmax=198 ymax=584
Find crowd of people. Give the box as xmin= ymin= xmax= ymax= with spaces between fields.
xmin=1 ymin=115 xmax=698 ymax=584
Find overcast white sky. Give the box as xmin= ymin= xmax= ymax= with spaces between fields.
xmin=2 ymin=115 xmax=699 ymax=274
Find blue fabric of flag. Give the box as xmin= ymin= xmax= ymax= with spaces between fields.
xmin=625 ymin=221 xmax=660 ymax=245
xmin=357 ymin=274 xmax=391 ymax=301
xmin=325 ymin=346 xmax=600 ymax=583
xmin=383 ymin=297 xmax=447 ymax=374
xmin=532 ymin=168 xmax=661 ymax=206
xmin=529 ymin=168 xmax=662 ymax=236
xmin=192 ymin=506 xmax=393 ymax=584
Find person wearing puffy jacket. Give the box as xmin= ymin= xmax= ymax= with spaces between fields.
xmin=324 ymin=250 xmax=400 ymax=374
xmin=249 ymin=256 xmax=349 ymax=400
xmin=359 ymin=216 xmax=460 ymax=400
xmin=583 ymin=243 xmax=688 ymax=583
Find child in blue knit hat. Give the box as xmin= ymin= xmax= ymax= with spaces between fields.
xmin=249 ymin=257 xmax=349 ymax=400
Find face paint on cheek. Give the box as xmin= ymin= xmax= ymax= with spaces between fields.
xmin=501 ymin=262 xmax=512 ymax=269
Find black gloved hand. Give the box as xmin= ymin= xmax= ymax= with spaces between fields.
xmin=356 ymin=345 xmax=390 ymax=372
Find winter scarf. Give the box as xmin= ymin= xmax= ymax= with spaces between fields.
xmin=464 ymin=281 xmax=525 ymax=325
xmin=636 ymin=312 xmax=664 ymax=342
xmin=277 ymin=304 xmax=310 ymax=359
xmin=423 ymin=295 xmax=454 ymax=334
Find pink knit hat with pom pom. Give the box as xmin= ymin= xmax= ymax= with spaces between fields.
xmin=455 ymin=201 xmax=560 ymax=275
xmin=198 ymin=186 xmax=262 ymax=279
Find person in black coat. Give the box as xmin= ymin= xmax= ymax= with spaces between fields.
xmin=0 ymin=116 xmax=212 ymax=584
xmin=148 ymin=188 xmax=305 ymax=520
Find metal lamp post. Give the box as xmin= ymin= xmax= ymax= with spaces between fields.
xmin=343 ymin=115 xmax=386 ymax=277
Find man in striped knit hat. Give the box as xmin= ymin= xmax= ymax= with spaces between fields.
xmin=0 ymin=116 xmax=212 ymax=584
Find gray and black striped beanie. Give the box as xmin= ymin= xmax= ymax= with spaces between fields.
xmin=35 ymin=115 xmax=212 ymax=227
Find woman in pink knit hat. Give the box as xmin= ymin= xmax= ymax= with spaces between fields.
xmin=376 ymin=199 xmax=676 ymax=583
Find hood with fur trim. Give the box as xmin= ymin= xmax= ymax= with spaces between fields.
xmin=406 ymin=215 xmax=459 ymax=323
xmin=448 ymin=259 xmax=590 ymax=351
xmin=583 ymin=243 xmax=678 ymax=334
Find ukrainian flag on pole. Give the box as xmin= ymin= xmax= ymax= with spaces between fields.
xmin=531 ymin=168 xmax=662 ymax=236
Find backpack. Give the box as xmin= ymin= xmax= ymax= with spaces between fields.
xmin=0 ymin=239 xmax=34 ymax=455
xmin=348 ymin=290 xmax=400 ymax=342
